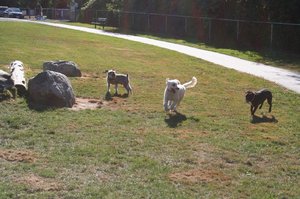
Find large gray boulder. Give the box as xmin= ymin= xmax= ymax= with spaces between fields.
xmin=43 ymin=60 xmax=82 ymax=77
xmin=28 ymin=70 xmax=75 ymax=108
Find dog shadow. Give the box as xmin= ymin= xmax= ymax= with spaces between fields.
xmin=164 ymin=112 xmax=199 ymax=128
xmin=104 ymin=92 xmax=129 ymax=101
xmin=164 ymin=112 xmax=187 ymax=128
xmin=251 ymin=114 xmax=278 ymax=124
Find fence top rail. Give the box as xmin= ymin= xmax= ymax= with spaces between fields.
xmin=95 ymin=9 xmax=300 ymax=26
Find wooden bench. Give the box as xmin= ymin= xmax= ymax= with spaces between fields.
xmin=91 ymin=18 xmax=107 ymax=29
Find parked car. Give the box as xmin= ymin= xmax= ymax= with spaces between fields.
xmin=3 ymin=7 xmax=24 ymax=19
xmin=0 ymin=6 xmax=8 ymax=17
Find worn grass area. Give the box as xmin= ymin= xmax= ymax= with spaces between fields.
xmin=0 ymin=21 xmax=299 ymax=198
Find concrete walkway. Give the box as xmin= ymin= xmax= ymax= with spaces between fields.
xmin=2 ymin=18 xmax=300 ymax=94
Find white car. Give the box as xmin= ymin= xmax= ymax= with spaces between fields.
xmin=3 ymin=7 xmax=24 ymax=19
xmin=0 ymin=6 xmax=8 ymax=17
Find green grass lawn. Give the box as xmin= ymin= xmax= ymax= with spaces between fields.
xmin=0 ymin=21 xmax=299 ymax=198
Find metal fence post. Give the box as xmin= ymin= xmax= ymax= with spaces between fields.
xmin=185 ymin=17 xmax=188 ymax=34
xmin=270 ymin=23 xmax=273 ymax=49
xmin=208 ymin=19 xmax=212 ymax=42
xmin=131 ymin=13 xmax=134 ymax=28
xmin=147 ymin=14 xmax=150 ymax=31
xmin=236 ymin=20 xmax=240 ymax=41
xmin=118 ymin=12 xmax=121 ymax=28
xmin=165 ymin=15 xmax=168 ymax=33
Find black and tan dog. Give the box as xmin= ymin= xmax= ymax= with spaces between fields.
xmin=0 ymin=69 xmax=17 ymax=99
xmin=245 ymin=89 xmax=272 ymax=116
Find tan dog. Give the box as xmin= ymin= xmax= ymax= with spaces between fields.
xmin=105 ymin=69 xmax=132 ymax=95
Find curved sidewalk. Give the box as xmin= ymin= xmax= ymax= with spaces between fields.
xmin=2 ymin=18 xmax=300 ymax=94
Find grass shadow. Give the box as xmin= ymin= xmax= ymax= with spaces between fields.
xmin=164 ymin=112 xmax=200 ymax=128
xmin=0 ymin=94 xmax=12 ymax=102
xmin=104 ymin=91 xmax=129 ymax=101
xmin=25 ymin=94 xmax=69 ymax=112
xmin=251 ymin=115 xmax=278 ymax=124
xmin=164 ymin=112 xmax=187 ymax=128
xmin=26 ymin=98 xmax=60 ymax=112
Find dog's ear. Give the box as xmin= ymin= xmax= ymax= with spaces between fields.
xmin=10 ymin=61 xmax=15 ymax=66
xmin=11 ymin=67 xmax=15 ymax=74
xmin=103 ymin=70 xmax=108 ymax=73
xmin=2 ymin=74 xmax=12 ymax=79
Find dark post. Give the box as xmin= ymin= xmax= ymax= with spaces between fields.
xmin=118 ymin=12 xmax=121 ymax=28
xmin=165 ymin=15 xmax=168 ymax=33
xmin=185 ymin=17 xmax=188 ymax=34
xmin=147 ymin=14 xmax=150 ymax=31
xmin=236 ymin=20 xmax=240 ymax=41
xmin=208 ymin=19 xmax=212 ymax=42
xmin=270 ymin=23 xmax=273 ymax=50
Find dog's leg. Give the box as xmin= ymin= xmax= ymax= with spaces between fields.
xmin=128 ymin=84 xmax=133 ymax=94
xmin=169 ymin=100 xmax=177 ymax=111
xmin=163 ymin=92 xmax=170 ymax=112
xmin=172 ymin=101 xmax=180 ymax=112
xmin=124 ymin=84 xmax=132 ymax=95
xmin=107 ymin=82 xmax=111 ymax=93
xmin=259 ymin=100 xmax=265 ymax=109
xmin=251 ymin=105 xmax=258 ymax=115
xmin=114 ymin=84 xmax=118 ymax=95
xmin=176 ymin=97 xmax=183 ymax=107
xmin=164 ymin=101 xmax=170 ymax=112
xmin=267 ymin=96 xmax=272 ymax=112
xmin=170 ymin=95 xmax=181 ymax=112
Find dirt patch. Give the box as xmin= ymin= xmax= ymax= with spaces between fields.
xmin=169 ymin=168 xmax=230 ymax=183
xmin=71 ymin=98 xmax=102 ymax=111
xmin=81 ymin=72 xmax=102 ymax=79
xmin=0 ymin=149 xmax=36 ymax=163
xmin=70 ymin=97 xmax=128 ymax=111
xmin=15 ymin=174 xmax=62 ymax=192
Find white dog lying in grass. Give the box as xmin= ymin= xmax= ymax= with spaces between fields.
xmin=163 ymin=77 xmax=197 ymax=112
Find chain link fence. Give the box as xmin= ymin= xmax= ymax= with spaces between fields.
xmin=22 ymin=8 xmax=299 ymax=53
xmin=89 ymin=10 xmax=300 ymax=53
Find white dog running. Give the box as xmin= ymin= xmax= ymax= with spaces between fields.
xmin=163 ymin=77 xmax=197 ymax=112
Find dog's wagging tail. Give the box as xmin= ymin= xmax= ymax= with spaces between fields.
xmin=183 ymin=77 xmax=197 ymax=88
